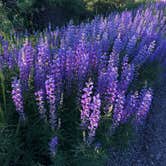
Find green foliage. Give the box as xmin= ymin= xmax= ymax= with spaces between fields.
xmin=0 ymin=71 xmax=6 ymax=122
xmin=84 ymin=0 xmax=120 ymax=12
xmin=136 ymin=61 xmax=163 ymax=88
xmin=0 ymin=2 xmax=14 ymax=34
xmin=17 ymin=0 xmax=35 ymax=11
xmin=1 ymin=0 xmax=150 ymax=32
xmin=73 ymin=143 xmax=108 ymax=166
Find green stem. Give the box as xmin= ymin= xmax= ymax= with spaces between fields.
xmin=0 ymin=103 xmax=4 ymax=123
xmin=83 ymin=130 xmax=86 ymax=143
xmin=0 ymin=71 xmax=7 ymax=113
xmin=15 ymin=118 xmax=21 ymax=136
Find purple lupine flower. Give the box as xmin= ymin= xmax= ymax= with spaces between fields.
xmin=45 ymin=74 xmax=57 ymax=130
xmin=49 ymin=136 xmax=58 ymax=157
xmin=133 ymin=44 xmax=148 ymax=67
xmin=126 ymin=35 xmax=137 ymax=56
xmin=35 ymin=89 xmax=47 ymax=120
xmin=37 ymin=37 xmax=51 ymax=69
xmin=123 ymin=91 xmax=139 ymax=123
xmin=98 ymin=58 xmax=118 ymax=111
xmin=75 ymin=33 xmax=89 ymax=89
xmin=23 ymin=39 xmax=34 ymax=68
xmin=50 ymin=56 xmax=62 ymax=102
xmin=80 ymin=81 xmax=93 ymax=128
xmin=88 ymin=94 xmax=101 ymax=142
xmin=11 ymin=78 xmax=25 ymax=120
xmin=119 ymin=55 xmax=135 ymax=92
xmin=135 ymin=88 xmax=153 ymax=125
xmin=35 ymin=37 xmax=50 ymax=90
xmin=106 ymin=59 xmax=118 ymax=106
xmin=19 ymin=39 xmax=34 ymax=89
xmin=112 ymin=34 xmax=124 ymax=55
xmin=113 ymin=90 xmax=125 ymax=126
xmin=133 ymin=40 xmax=156 ymax=67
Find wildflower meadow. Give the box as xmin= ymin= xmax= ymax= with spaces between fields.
xmin=0 ymin=1 xmax=166 ymax=166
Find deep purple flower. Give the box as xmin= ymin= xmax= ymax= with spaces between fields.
xmin=133 ymin=40 xmax=156 ymax=67
xmin=75 ymin=34 xmax=89 ymax=89
xmin=106 ymin=59 xmax=118 ymax=104
xmin=35 ymin=37 xmax=50 ymax=90
xmin=98 ymin=58 xmax=118 ymax=111
xmin=119 ymin=55 xmax=135 ymax=92
xmin=123 ymin=91 xmax=139 ymax=123
xmin=49 ymin=136 xmax=58 ymax=157
xmin=126 ymin=35 xmax=137 ymax=56
xmin=112 ymin=34 xmax=124 ymax=55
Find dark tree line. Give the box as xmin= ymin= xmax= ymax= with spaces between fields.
xmin=1 ymin=0 xmax=147 ymax=32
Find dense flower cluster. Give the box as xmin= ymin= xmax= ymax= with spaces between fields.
xmin=0 ymin=2 xmax=165 ymax=157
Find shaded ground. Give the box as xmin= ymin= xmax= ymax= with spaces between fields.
xmin=107 ymin=67 xmax=166 ymax=166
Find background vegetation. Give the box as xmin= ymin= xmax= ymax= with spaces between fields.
xmin=0 ymin=0 xmax=153 ymax=33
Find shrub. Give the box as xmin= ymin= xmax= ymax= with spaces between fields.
xmin=0 ymin=2 xmax=14 ymax=34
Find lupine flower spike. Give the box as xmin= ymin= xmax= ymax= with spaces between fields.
xmin=49 ymin=136 xmax=58 ymax=157
xmin=11 ymin=77 xmax=25 ymax=121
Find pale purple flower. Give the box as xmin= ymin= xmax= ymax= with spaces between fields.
xmin=135 ymin=88 xmax=153 ymax=125
xmin=119 ymin=55 xmax=135 ymax=92
xmin=45 ymin=74 xmax=57 ymax=130
xmin=35 ymin=89 xmax=47 ymax=120
xmin=80 ymin=81 xmax=93 ymax=128
xmin=113 ymin=90 xmax=125 ymax=126
xmin=11 ymin=78 xmax=25 ymax=120
xmin=88 ymin=94 xmax=101 ymax=141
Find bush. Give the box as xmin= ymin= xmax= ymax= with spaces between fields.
xmin=2 ymin=0 xmax=86 ymax=31
xmin=0 ymin=2 xmax=13 ymax=34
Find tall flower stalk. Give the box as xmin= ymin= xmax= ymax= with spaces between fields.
xmin=81 ymin=81 xmax=101 ymax=144
xmin=135 ymin=88 xmax=153 ymax=125
xmin=49 ymin=136 xmax=58 ymax=157
xmin=11 ymin=77 xmax=25 ymax=121
xmin=45 ymin=74 xmax=57 ymax=130
xmin=35 ymin=89 xmax=47 ymax=121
